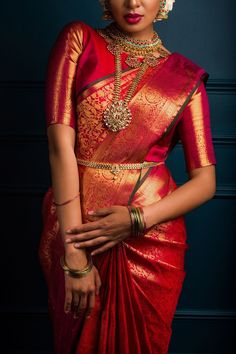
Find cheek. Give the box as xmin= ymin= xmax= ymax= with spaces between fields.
xmin=109 ymin=0 xmax=123 ymax=16
xmin=109 ymin=5 xmax=122 ymax=20
xmin=147 ymin=0 xmax=161 ymax=14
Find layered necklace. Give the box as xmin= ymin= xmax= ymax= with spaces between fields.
xmin=98 ymin=23 xmax=169 ymax=132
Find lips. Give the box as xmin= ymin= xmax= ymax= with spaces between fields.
xmin=124 ymin=13 xmax=143 ymax=24
xmin=126 ymin=13 xmax=142 ymax=18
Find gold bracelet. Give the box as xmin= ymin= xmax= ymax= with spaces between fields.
xmin=53 ymin=192 xmax=80 ymax=207
xmin=60 ymin=253 xmax=93 ymax=278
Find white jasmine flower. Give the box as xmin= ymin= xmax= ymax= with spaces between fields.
xmin=165 ymin=0 xmax=176 ymax=11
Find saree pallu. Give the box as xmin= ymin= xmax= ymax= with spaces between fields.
xmin=39 ymin=22 xmax=216 ymax=354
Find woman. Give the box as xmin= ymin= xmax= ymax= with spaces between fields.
xmin=39 ymin=0 xmax=217 ymax=353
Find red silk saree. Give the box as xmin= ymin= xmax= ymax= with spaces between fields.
xmin=39 ymin=22 xmax=217 ymax=354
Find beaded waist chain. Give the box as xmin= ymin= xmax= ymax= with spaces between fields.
xmin=77 ymin=158 xmax=164 ymax=176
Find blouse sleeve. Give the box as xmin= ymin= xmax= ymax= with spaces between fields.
xmin=176 ymin=81 xmax=217 ymax=173
xmin=45 ymin=22 xmax=83 ymax=129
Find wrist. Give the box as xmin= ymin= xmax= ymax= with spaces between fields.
xmin=64 ymin=244 xmax=88 ymax=268
xmin=142 ymin=205 xmax=158 ymax=229
xmin=60 ymin=253 xmax=93 ymax=278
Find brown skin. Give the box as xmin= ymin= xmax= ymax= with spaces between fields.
xmin=65 ymin=165 xmax=216 ymax=256
xmin=48 ymin=125 xmax=102 ymax=319
xmin=48 ymin=0 xmax=216 ymax=319
xmin=107 ymin=0 xmax=161 ymax=39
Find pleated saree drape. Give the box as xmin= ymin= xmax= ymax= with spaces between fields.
xmin=39 ymin=21 xmax=216 ymax=354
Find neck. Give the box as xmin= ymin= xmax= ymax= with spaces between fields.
xmin=114 ymin=23 xmax=155 ymax=41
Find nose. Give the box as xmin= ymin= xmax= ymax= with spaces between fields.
xmin=124 ymin=0 xmax=141 ymax=9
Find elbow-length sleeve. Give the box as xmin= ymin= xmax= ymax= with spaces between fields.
xmin=45 ymin=22 xmax=83 ymax=129
xmin=176 ymin=81 xmax=217 ymax=173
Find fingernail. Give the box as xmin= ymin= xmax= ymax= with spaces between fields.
xmin=91 ymin=252 xmax=95 ymax=256
xmin=66 ymin=230 xmax=72 ymax=234
xmin=74 ymin=243 xmax=80 ymax=248
xmin=88 ymin=210 xmax=94 ymax=215
xmin=65 ymin=239 xmax=71 ymax=243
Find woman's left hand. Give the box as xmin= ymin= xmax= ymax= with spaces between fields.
xmin=65 ymin=206 xmax=132 ymax=256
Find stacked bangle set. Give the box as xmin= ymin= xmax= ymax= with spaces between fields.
xmin=59 ymin=205 xmax=147 ymax=277
xmin=127 ymin=205 xmax=147 ymax=238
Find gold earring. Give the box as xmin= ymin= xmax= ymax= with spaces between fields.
xmin=155 ymin=0 xmax=168 ymax=22
xmin=102 ymin=9 xmax=113 ymax=20
xmin=154 ymin=12 xmax=168 ymax=22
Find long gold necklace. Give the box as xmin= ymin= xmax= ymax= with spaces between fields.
xmin=103 ymin=45 xmax=150 ymax=132
xmin=98 ymin=24 xmax=168 ymax=132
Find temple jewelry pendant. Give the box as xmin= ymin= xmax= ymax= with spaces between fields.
xmin=103 ymin=100 xmax=132 ymax=132
xmin=111 ymin=164 xmax=121 ymax=175
xmin=125 ymin=55 xmax=142 ymax=68
xmin=110 ymin=164 xmax=121 ymax=180
xmin=145 ymin=55 xmax=160 ymax=67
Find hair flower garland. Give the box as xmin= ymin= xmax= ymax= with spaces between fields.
xmin=99 ymin=0 xmax=176 ymax=21
xmin=99 ymin=1 xmax=176 ymax=12
xmin=165 ymin=0 xmax=175 ymax=11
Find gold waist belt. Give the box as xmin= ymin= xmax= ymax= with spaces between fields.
xmin=77 ymin=158 xmax=163 ymax=176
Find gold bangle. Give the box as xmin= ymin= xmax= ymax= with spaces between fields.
xmin=53 ymin=192 xmax=80 ymax=207
xmin=138 ymin=207 xmax=147 ymax=231
xmin=60 ymin=253 xmax=93 ymax=278
xmin=136 ymin=207 xmax=146 ymax=234
xmin=127 ymin=206 xmax=147 ymax=237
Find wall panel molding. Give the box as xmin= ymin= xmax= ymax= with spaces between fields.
xmin=1 ymin=309 xmax=235 ymax=354
xmin=175 ymin=309 xmax=236 ymax=320
xmin=0 ymin=81 xmax=45 ymax=89
xmin=0 ymin=134 xmax=235 ymax=145
xmin=0 ymin=184 xmax=236 ymax=199
xmin=206 ymin=79 xmax=236 ymax=94
xmin=1 ymin=308 xmax=235 ymax=320
xmin=1 ymin=79 xmax=236 ymax=93
xmin=1 ymin=1 xmax=235 ymax=353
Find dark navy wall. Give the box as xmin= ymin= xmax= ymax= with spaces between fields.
xmin=1 ymin=0 xmax=235 ymax=353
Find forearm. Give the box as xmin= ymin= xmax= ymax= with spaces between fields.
xmin=143 ymin=166 xmax=216 ymax=228
xmin=49 ymin=147 xmax=87 ymax=267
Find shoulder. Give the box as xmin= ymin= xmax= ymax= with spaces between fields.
xmin=171 ymin=52 xmax=207 ymax=74
xmin=168 ymin=52 xmax=209 ymax=84
xmin=56 ymin=21 xmax=96 ymax=47
xmin=172 ymin=52 xmax=201 ymax=68
xmin=48 ymin=20 xmax=98 ymax=61
xmin=59 ymin=20 xmax=93 ymax=35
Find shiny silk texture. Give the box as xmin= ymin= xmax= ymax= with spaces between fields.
xmin=39 ymin=22 xmax=217 ymax=354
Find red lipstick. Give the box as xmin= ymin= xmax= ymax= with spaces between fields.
xmin=124 ymin=13 xmax=143 ymax=25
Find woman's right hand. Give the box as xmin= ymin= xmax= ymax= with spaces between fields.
xmin=64 ymin=262 xmax=102 ymax=319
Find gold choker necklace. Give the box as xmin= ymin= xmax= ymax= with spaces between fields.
xmin=98 ymin=23 xmax=169 ymax=132
xmin=98 ymin=23 xmax=168 ymax=68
